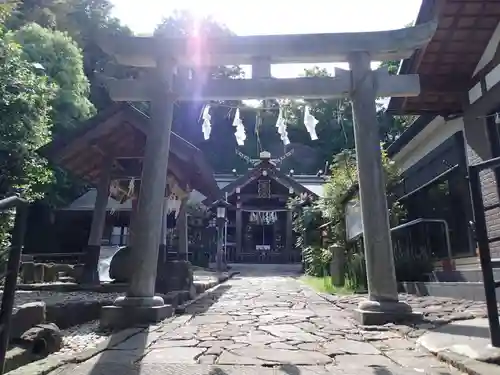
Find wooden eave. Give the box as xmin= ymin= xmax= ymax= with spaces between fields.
xmin=38 ymin=104 xmax=220 ymax=201
xmin=202 ymin=160 xmax=318 ymax=206
xmin=388 ymin=0 xmax=500 ymax=116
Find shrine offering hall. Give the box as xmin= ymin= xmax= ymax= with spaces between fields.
xmin=208 ymin=152 xmax=322 ymax=264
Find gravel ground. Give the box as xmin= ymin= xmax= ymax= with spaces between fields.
xmin=58 ymin=321 xmax=110 ymax=356
xmin=9 ymin=292 xmax=119 ymax=358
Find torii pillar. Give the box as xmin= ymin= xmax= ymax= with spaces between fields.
xmin=100 ymin=56 xmax=175 ymax=329
xmin=348 ymin=52 xmax=417 ymax=325
xmin=97 ymin=21 xmax=436 ymax=328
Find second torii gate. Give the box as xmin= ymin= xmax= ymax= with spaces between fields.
xmin=97 ymin=21 xmax=437 ymax=328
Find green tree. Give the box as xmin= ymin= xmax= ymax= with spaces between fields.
xmin=0 ymin=1 xmax=17 ymax=22
xmin=55 ymin=0 xmax=134 ymax=110
xmin=7 ymin=23 xmax=97 ymax=206
xmin=0 ymin=28 xmax=56 ymax=246
xmin=6 ymin=0 xmax=133 ymax=110
xmin=8 ymin=23 xmax=96 ymax=133
xmin=378 ymin=59 xmax=417 ymax=144
xmin=2 ymin=1 xmax=130 ymax=207
xmin=281 ymin=67 xmax=355 ymax=172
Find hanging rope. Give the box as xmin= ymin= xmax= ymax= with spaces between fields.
xmin=255 ymin=110 xmax=263 ymax=154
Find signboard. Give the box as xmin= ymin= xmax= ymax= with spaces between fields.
xmin=256 ymin=245 xmax=271 ymax=251
xmin=345 ymin=199 xmax=363 ymax=241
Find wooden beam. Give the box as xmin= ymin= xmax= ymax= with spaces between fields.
xmin=101 ymin=73 xmax=421 ymax=101
xmin=419 ymin=76 xmax=469 ymax=94
xmin=97 ymin=21 xmax=437 ymax=67
xmin=239 ymin=193 xmax=289 ymax=201
xmin=111 ymin=155 xmax=191 ymax=188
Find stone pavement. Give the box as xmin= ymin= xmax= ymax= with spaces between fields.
xmin=43 ymin=266 xmax=468 ymax=375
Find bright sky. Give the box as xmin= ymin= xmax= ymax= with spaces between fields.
xmin=111 ymin=0 xmax=423 ymax=77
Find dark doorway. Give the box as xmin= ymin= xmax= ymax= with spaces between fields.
xmin=251 ymin=224 xmax=274 ymax=248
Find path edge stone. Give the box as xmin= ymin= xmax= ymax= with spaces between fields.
xmin=434 ymin=349 xmax=500 ymax=375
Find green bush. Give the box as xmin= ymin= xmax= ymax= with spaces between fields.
xmin=302 ymin=246 xmax=331 ymax=277
xmin=344 ymin=242 xmax=434 ymax=286
xmin=345 ymin=249 xmax=367 ymax=291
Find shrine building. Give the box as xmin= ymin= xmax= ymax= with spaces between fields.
xmin=44 ymin=150 xmax=324 ymax=265
xmin=201 ymin=151 xmax=324 ymax=264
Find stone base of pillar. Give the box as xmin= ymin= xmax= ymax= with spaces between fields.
xmin=100 ymin=296 xmax=173 ymax=330
xmin=353 ymin=299 xmax=422 ymax=326
xmin=100 ymin=305 xmax=173 ymax=330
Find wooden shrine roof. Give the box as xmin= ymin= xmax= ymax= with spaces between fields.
xmin=388 ymin=0 xmax=500 ymax=115
xmin=201 ymin=159 xmax=320 ymax=206
xmin=39 ymin=104 xmax=220 ymax=201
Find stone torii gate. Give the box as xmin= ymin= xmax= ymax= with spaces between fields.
xmin=97 ymin=22 xmax=437 ymax=328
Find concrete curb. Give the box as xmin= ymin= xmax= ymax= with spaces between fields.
xmin=435 ymin=349 xmax=500 ymax=375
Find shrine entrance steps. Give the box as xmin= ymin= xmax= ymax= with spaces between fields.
xmin=227 ymin=263 xmax=302 ymax=277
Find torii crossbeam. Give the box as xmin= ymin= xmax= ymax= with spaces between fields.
xmin=97 ymin=21 xmax=437 ymax=328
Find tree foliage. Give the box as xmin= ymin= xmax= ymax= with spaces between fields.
xmin=0 ymin=27 xmax=56 ymax=247
xmin=6 ymin=0 xmax=133 ymax=109
xmin=8 ymin=23 xmax=96 ymax=133
xmin=0 ymin=30 xmax=56 ymax=198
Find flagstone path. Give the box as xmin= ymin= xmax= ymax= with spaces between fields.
xmin=47 ymin=266 xmax=466 ymax=375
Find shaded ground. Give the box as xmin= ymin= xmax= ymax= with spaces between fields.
xmin=45 ymin=264 xmax=467 ymax=375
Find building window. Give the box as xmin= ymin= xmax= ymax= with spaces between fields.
xmin=401 ymin=171 xmax=470 ymax=257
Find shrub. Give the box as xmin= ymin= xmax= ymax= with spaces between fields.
xmin=302 ymin=246 xmax=331 ymax=277
xmin=345 ymin=249 xmax=367 ymax=291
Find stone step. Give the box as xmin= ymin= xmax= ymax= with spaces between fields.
xmin=399 ymin=281 xmax=500 ymax=302
xmin=433 ymin=268 xmax=500 ymax=283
